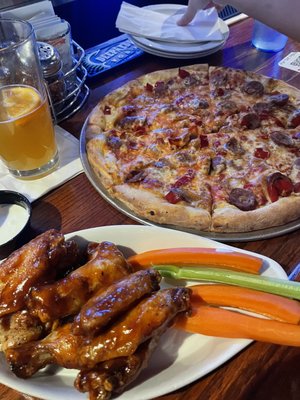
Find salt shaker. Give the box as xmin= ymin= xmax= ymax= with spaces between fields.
xmin=37 ymin=42 xmax=66 ymax=107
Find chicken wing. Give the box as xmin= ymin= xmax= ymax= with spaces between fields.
xmin=72 ymin=269 xmax=161 ymax=336
xmin=75 ymin=337 xmax=160 ymax=400
xmin=0 ymin=310 xmax=44 ymax=352
xmin=6 ymin=288 xmax=191 ymax=378
xmin=0 ymin=229 xmax=79 ymax=317
xmin=27 ymin=242 xmax=132 ymax=323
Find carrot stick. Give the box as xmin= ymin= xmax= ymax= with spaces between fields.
xmin=128 ymin=248 xmax=263 ymax=274
xmin=190 ymin=284 xmax=300 ymax=324
xmin=175 ymin=305 xmax=300 ymax=347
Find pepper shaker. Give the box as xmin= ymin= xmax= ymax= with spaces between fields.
xmin=37 ymin=42 xmax=66 ymax=111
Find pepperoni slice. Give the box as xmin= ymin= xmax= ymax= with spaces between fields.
xmin=240 ymin=113 xmax=261 ymax=129
xmin=243 ymin=81 xmax=264 ymax=96
xmin=276 ymin=177 xmax=294 ymax=196
xmin=270 ymin=131 xmax=293 ymax=147
xmin=228 ymin=188 xmax=257 ymax=211
xmin=267 ymin=172 xmax=294 ymax=202
xmin=253 ymin=102 xmax=272 ymax=116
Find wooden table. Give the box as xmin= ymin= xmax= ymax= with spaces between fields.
xmin=2 ymin=17 xmax=300 ymax=400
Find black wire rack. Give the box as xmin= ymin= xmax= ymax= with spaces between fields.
xmin=51 ymin=40 xmax=89 ymax=123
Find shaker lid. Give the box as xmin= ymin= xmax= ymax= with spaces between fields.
xmin=37 ymin=41 xmax=62 ymax=77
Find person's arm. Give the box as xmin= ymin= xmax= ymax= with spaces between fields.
xmin=178 ymin=0 xmax=300 ymax=42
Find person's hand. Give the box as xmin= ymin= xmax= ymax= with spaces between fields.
xmin=177 ymin=0 xmax=224 ymax=26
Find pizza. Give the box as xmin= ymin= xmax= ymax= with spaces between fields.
xmin=85 ymin=64 xmax=300 ymax=233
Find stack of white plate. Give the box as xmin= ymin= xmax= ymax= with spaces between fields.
xmin=128 ymin=4 xmax=229 ymax=59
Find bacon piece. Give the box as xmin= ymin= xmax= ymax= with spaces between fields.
xmin=214 ymin=87 xmax=225 ymax=97
xmin=103 ymin=106 xmax=111 ymax=115
xmin=154 ymin=81 xmax=165 ymax=96
xmin=254 ymin=148 xmax=270 ymax=159
xmin=173 ymin=169 xmax=196 ymax=188
xmin=200 ymin=134 xmax=209 ymax=148
xmin=178 ymin=68 xmax=190 ymax=79
xmin=165 ymin=188 xmax=183 ymax=204
xmin=145 ymin=83 xmax=153 ymax=92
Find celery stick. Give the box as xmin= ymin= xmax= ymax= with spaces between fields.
xmin=153 ymin=265 xmax=300 ymax=300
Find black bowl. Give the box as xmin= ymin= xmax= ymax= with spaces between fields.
xmin=0 ymin=190 xmax=32 ymax=259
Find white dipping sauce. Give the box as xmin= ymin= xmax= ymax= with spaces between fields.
xmin=0 ymin=204 xmax=29 ymax=245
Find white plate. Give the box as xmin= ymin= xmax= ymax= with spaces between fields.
xmin=0 ymin=225 xmax=287 ymax=400
xmin=130 ymin=35 xmax=225 ymax=59
xmin=131 ymin=4 xmax=229 ymax=56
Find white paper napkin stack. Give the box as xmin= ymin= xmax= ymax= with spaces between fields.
xmin=0 ymin=126 xmax=83 ymax=202
xmin=116 ymin=1 xmax=223 ymax=43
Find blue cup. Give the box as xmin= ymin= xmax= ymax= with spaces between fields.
xmin=252 ymin=20 xmax=288 ymax=52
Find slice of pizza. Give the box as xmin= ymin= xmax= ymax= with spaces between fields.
xmin=210 ymin=127 xmax=300 ymax=232
xmin=86 ymin=64 xmax=214 ymax=188
xmin=112 ymin=148 xmax=213 ymax=231
xmin=211 ymin=171 xmax=300 ymax=233
xmin=250 ymin=78 xmax=300 ymax=129
xmin=207 ymin=66 xmax=270 ymax=131
xmin=208 ymin=66 xmax=300 ymax=133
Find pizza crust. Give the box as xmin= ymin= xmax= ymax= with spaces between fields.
xmin=212 ymin=196 xmax=300 ymax=232
xmin=86 ymin=135 xmax=122 ymax=187
xmin=114 ymin=184 xmax=211 ymax=231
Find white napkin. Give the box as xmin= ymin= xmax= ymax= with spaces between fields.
xmin=0 ymin=125 xmax=83 ymax=202
xmin=116 ymin=2 xmax=223 ymax=43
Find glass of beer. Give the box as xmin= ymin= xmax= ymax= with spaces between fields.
xmin=0 ymin=19 xmax=59 ymax=179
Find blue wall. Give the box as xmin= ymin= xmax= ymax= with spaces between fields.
xmin=54 ymin=0 xmax=185 ymax=49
